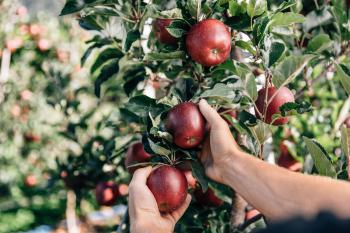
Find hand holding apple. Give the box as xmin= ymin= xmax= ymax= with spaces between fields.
xmin=129 ymin=167 xmax=191 ymax=233
xmin=198 ymin=99 xmax=240 ymax=186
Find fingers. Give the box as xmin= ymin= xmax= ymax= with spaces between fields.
xmin=130 ymin=166 xmax=153 ymax=187
xmin=199 ymin=99 xmax=225 ymax=127
xmin=166 ymin=194 xmax=192 ymax=223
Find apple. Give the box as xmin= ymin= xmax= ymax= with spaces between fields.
xmin=29 ymin=24 xmax=43 ymax=37
xmin=146 ymin=165 xmax=188 ymax=213
xmin=277 ymin=140 xmax=302 ymax=172
xmin=255 ymin=86 xmax=295 ymax=125
xmin=117 ymin=184 xmax=129 ymax=196
xmin=37 ymin=39 xmax=51 ymax=52
xmin=24 ymin=175 xmax=37 ymax=187
xmin=186 ymin=19 xmax=231 ymax=66
xmin=6 ymin=38 xmax=23 ymax=53
xmin=95 ymin=181 xmax=119 ymax=206
xmin=245 ymin=209 xmax=261 ymax=221
xmin=166 ymin=102 xmax=206 ymax=149
xmin=193 ymin=187 xmax=223 ymax=207
xmin=24 ymin=132 xmax=41 ymax=143
xmin=11 ymin=104 xmax=21 ymax=118
xmin=60 ymin=171 xmax=86 ymax=190
xmin=16 ymin=6 xmax=28 ymax=17
xmin=20 ymin=90 xmax=33 ymax=101
xmin=344 ymin=117 xmax=350 ymax=128
xmin=125 ymin=142 xmax=152 ymax=174
xmin=153 ymin=18 xmax=177 ymax=45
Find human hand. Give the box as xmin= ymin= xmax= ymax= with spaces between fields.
xmin=198 ymin=99 xmax=241 ymax=185
xmin=128 ymin=166 xmax=192 ymax=233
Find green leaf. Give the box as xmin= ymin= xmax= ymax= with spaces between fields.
xmin=191 ymin=160 xmax=208 ymax=192
xmin=186 ymin=0 xmax=201 ymax=20
xmin=143 ymin=51 xmax=186 ymax=61
xmin=235 ymin=40 xmax=256 ymax=55
xmin=335 ymin=63 xmax=350 ymax=95
xmin=60 ymin=0 xmax=85 ymax=15
xmin=341 ymin=126 xmax=350 ymax=157
xmin=266 ymin=40 xmax=286 ymax=67
xmin=94 ymin=59 xmax=119 ymax=97
xmin=307 ymin=34 xmax=332 ymax=53
xmin=269 ymin=12 xmax=305 ymax=28
xmin=247 ymin=0 xmax=267 ymax=18
xmin=199 ymin=83 xmax=237 ymax=101
xmin=245 ymin=73 xmax=258 ymax=101
xmin=79 ymin=15 xmax=103 ymax=31
xmin=303 ymin=137 xmax=337 ymax=178
xmin=279 ymin=101 xmax=312 ymax=116
xmin=166 ymin=19 xmax=189 ymax=38
xmin=147 ymin=138 xmax=171 ymax=156
xmin=272 ymin=55 xmax=314 ymax=88
xmin=90 ymin=48 xmax=123 ymax=73
xmin=123 ymin=29 xmax=140 ymax=52
xmin=228 ymin=0 xmax=247 ymax=16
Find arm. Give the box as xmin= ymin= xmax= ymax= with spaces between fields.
xmin=198 ymin=99 xmax=350 ymax=220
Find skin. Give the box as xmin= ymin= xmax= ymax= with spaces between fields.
xmin=129 ymin=99 xmax=350 ymax=232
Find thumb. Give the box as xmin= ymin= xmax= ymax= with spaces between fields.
xmin=199 ymin=99 xmax=225 ymax=127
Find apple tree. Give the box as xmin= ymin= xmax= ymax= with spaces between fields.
xmin=59 ymin=0 xmax=350 ymax=232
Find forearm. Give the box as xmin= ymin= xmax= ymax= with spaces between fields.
xmin=223 ymin=150 xmax=350 ymax=220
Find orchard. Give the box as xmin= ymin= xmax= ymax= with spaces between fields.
xmin=2 ymin=0 xmax=350 ymax=232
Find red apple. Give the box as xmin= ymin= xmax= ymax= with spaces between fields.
xmin=193 ymin=187 xmax=223 ymax=207
xmin=255 ymin=86 xmax=295 ymax=125
xmin=95 ymin=181 xmax=119 ymax=206
xmin=16 ymin=6 xmax=28 ymax=16
xmin=29 ymin=24 xmax=43 ymax=37
xmin=125 ymin=142 xmax=152 ymax=174
xmin=24 ymin=175 xmax=37 ymax=187
xmin=344 ymin=116 xmax=350 ymax=128
xmin=146 ymin=165 xmax=188 ymax=213
xmin=186 ymin=19 xmax=231 ymax=66
xmin=166 ymin=102 xmax=206 ymax=149
xmin=20 ymin=90 xmax=33 ymax=101
xmin=24 ymin=132 xmax=41 ymax=143
xmin=6 ymin=38 xmax=23 ymax=53
xmin=277 ymin=141 xmax=302 ymax=172
xmin=117 ymin=184 xmax=129 ymax=196
xmin=153 ymin=18 xmax=177 ymax=45
xmin=11 ymin=104 xmax=21 ymax=118
xmin=37 ymin=39 xmax=51 ymax=52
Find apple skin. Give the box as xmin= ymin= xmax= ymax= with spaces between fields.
xmin=24 ymin=175 xmax=37 ymax=187
xmin=186 ymin=19 xmax=231 ymax=66
xmin=166 ymin=102 xmax=206 ymax=149
xmin=277 ymin=141 xmax=302 ymax=172
xmin=95 ymin=181 xmax=119 ymax=206
xmin=146 ymin=165 xmax=188 ymax=213
xmin=24 ymin=132 xmax=41 ymax=143
xmin=125 ymin=142 xmax=152 ymax=174
xmin=344 ymin=117 xmax=350 ymax=128
xmin=255 ymin=86 xmax=295 ymax=125
xmin=153 ymin=18 xmax=178 ymax=45
xmin=193 ymin=187 xmax=223 ymax=207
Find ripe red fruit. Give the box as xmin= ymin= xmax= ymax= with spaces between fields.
xmin=166 ymin=102 xmax=206 ymax=149
xmin=193 ymin=187 xmax=223 ymax=207
xmin=95 ymin=181 xmax=119 ymax=206
xmin=344 ymin=117 xmax=350 ymax=128
xmin=186 ymin=19 xmax=231 ymax=66
xmin=125 ymin=142 xmax=152 ymax=174
xmin=6 ymin=38 xmax=23 ymax=53
xmin=153 ymin=18 xmax=177 ymax=45
xmin=24 ymin=175 xmax=37 ymax=187
xmin=146 ymin=165 xmax=188 ymax=213
xmin=255 ymin=86 xmax=295 ymax=125
xmin=277 ymin=141 xmax=302 ymax=172
xmin=24 ymin=132 xmax=41 ymax=143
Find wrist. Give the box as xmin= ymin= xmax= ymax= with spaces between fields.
xmin=220 ymin=148 xmax=245 ymax=187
